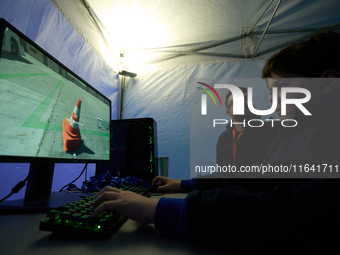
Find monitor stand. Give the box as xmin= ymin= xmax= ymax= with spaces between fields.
xmin=25 ymin=162 xmax=55 ymax=201
xmin=0 ymin=163 xmax=92 ymax=213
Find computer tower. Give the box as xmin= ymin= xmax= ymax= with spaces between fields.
xmin=96 ymin=118 xmax=158 ymax=181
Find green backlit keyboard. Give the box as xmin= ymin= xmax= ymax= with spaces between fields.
xmin=39 ymin=186 xmax=151 ymax=238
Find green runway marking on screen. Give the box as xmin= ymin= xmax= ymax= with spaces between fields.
xmin=0 ymin=73 xmax=49 ymax=79
xmin=19 ymin=76 xmax=109 ymax=137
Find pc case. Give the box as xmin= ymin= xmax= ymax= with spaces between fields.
xmin=96 ymin=118 xmax=158 ymax=181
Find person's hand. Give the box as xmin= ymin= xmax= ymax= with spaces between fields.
xmin=152 ymin=176 xmax=181 ymax=193
xmin=91 ymin=186 xmax=158 ymax=225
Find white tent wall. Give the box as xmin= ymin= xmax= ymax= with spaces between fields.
xmin=122 ymin=58 xmax=267 ymax=179
xmin=1 ymin=0 xmax=340 ymax=200
xmin=0 ymin=0 xmax=118 ymax=200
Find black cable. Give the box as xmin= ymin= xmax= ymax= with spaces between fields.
xmin=85 ymin=165 xmax=87 ymax=182
xmin=59 ymin=163 xmax=88 ymax=192
xmin=0 ymin=193 xmax=13 ymax=203
xmin=0 ymin=165 xmax=33 ymax=203
xmin=1 ymin=163 xmax=89 ymax=201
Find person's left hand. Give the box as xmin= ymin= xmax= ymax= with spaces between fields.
xmin=91 ymin=186 xmax=158 ymax=225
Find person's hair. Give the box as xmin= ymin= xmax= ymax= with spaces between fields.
xmin=225 ymin=87 xmax=248 ymax=108
xmin=262 ymin=30 xmax=340 ymax=78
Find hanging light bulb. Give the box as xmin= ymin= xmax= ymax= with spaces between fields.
xmin=118 ymin=49 xmax=137 ymax=77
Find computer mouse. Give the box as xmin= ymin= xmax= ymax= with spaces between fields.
xmin=148 ymin=182 xmax=165 ymax=193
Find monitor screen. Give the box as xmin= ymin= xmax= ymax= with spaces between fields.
xmin=0 ymin=18 xmax=111 ymax=164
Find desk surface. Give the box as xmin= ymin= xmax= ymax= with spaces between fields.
xmin=0 ymin=193 xmax=228 ymax=255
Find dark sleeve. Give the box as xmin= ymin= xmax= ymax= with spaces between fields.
xmin=181 ymin=177 xmax=266 ymax=193
xmin=184 ymin=179 xmax=340 ymax=253
xmin=180 ymin=179 xmax=196 ymax=192
xmin=154 ymin=197 xmax=187 ymax=237
xmin=216 ymin=128 xmax=233 ymax=167
xmin=193 ymin=176 xmax=267 ymax=193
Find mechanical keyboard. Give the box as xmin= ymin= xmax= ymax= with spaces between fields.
xmin=39 ymin=185 xmax=151 ymax=238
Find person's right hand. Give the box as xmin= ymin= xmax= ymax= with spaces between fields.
xmin=91 ymin=186 xmax=158 ymax=225
xmin=152 ymin=176 xmax=181 ymax=193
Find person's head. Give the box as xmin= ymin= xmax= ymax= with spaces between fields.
xmin=262 ymin=30 xmax=340 ymax=120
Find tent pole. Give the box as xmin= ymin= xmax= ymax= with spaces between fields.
xmin=251 ymin=25 xmax=340 ymax=35
xmin=255 ymin=22 xmax=340 ymax=57
xmin=246 ymin=0 xmax=275 ymax=36
xmin=138 ymin=50 xmax=246 ymax=58
xmin=252 ymin=0 xmax=282 ymax=58
xmin=118 ymin=75 xmax=125 ymax=119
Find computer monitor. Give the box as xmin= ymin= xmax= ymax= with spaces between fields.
xmin=0 ymin=18 xmax=111 ymax=209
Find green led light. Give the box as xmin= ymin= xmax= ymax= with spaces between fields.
xmin=93 ymin=225 xmax=102 ymax=231
xmin=148 ymin=125 xmax=154 ymax=173
xmin=66 ymin=220 xmax=72 ymax=225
